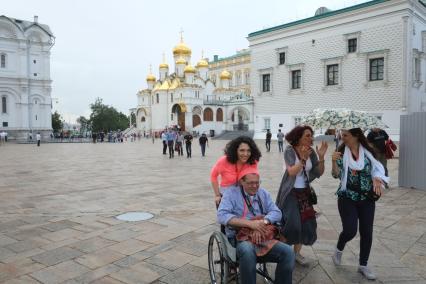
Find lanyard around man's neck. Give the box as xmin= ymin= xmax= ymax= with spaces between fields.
xmin=240 ymin=186 xmax=264 ymax=216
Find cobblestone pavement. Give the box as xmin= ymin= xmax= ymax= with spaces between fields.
xmin=0 ymin=139 xmax=425 ymax=284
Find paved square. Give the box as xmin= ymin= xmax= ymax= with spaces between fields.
xmin=0 ymin=139 xmax=425 ymax=283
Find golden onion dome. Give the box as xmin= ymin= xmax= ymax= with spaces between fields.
xmin=146 ymin=73 xmax=156 ymax=82
xmin=196 ymin=59 xmax=209 ymax=68
xmin=173 ymin=41 xmax=192 ymax=56
xmin=184 ymin=65 xmax=196 ymax=73
xmin=159 ymin=62 xmax=169 ymax=69
xmin=176 ymin=57 xmax=187 ymax=65
xmin=220 ymin=70 xmax=231 ymax=80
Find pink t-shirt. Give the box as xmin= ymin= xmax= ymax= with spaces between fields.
xmin=210 ymin=155 xmax=259 ymax=187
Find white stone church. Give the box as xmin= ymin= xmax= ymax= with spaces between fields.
xmin=130 ymin=37 xmax=254 ymax=137
xmin=0 ymin=15 xmax=54 ymax=140
xmin=248 ymin=0 xmax=426 ymax=140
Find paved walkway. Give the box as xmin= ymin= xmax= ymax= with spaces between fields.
xmin=0 ymin=139 xmax=425 ymax=283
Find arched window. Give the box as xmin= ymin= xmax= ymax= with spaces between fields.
xmin=141 ymin=117 xmax=146 ymax=122
xmin=216 ymin=108 xmax=223 ymax=121
xmin=0 ymin=54 xmax=6 ymax=68
xmin=1 ymin=97 xmax=6 ymax=113
xmin=156 ymin=93 xmax=159 ymax=103
xmin=203 ymin=108 xmax=213 ymax=121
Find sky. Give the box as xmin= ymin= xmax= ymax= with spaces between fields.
xmin=3 ymin=0 xmax=370 ymax=123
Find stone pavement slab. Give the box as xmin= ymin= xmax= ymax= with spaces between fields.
xmin=0 ymin=140 xmax=425 ymax=283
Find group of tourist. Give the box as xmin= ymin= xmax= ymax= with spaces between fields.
xmin=160 ymin=128 xmax=209 ymax=158
xmin=213 ymin=125 xmax=391 ymax=283
xmin=264 ymin=128 xmax=287 ymax=153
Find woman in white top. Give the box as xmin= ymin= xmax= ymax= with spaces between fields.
xmin=275 ymin=125 xmax=328 ymax=265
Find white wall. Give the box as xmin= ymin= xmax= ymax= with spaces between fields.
xmin=249 ymin=1 xmax=418 ymax=141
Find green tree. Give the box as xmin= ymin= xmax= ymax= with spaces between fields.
xmin=51 ymin=111 xmax=63 ymax=133
xmin=77 ymin=116 xmax=90 ymax=135
xmin=89 ymin=98 xmax=129 ymax=132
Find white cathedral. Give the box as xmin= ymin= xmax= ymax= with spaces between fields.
xmin=130 ymin=36 xmax=254 ymax=137
xmin=0 ymin=15 xmax=54 ymax=140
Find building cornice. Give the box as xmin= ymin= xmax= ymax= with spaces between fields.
xmin=248 ymin=0 xmax=391 ymax=38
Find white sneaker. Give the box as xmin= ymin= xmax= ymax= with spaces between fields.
xmin=358 ymin=265 xmax=377 ymax=280
xmin=332 ymin=248 xmax=343 ymax=266
xmin=295 ymin=253 xmax=309 ymax=266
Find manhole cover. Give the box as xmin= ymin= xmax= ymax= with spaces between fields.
xmin=115 ymin=212 xmax=154 ymax=222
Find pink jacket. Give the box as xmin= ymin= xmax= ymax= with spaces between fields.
xmin=210 ymin=156 xmax=258 ymax=187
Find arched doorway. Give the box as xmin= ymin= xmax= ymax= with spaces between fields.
xmin=230 ymin=107 xmax=250 ymax=131
xmin=203 ymin=107 xmax=213 ymax=121
xmin=192 ymin=106 xmax=202 ymax=128
xmin=216 ymin=108 xmax=223 ymax=122
xmin=171 ymin=103 xmax=186 ymax=131
xmin=193 ymin=115 xmax=201 ymax=127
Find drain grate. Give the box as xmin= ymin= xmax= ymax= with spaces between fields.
xmin=115 ymin=212 xmax=154 ymax=222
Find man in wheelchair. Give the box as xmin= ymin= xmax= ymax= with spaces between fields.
xmin=217 ymin=168 xmax=295 ymax=284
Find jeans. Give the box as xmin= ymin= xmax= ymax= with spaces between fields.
xmin=337 ymin=197 xmax=375 ymax=266
xmin=168 ymin=141 xmax=174 ymax=158
xmin=278 ymin=141 xmax=283 ymax=152
xmin=176 ymin=142 xmax=183 ymax=156
xmin=162 ymin=141 xmax=167 ymax=154
xmin=266 ymin=140 xmax=271 ymax=152
xmin=237 ymin=241 xmax=294 ymax=284
xmin=186 ymin=143 xmax=192 ymax=157
xmin=200 ymin=144 xmax=206 ymax=156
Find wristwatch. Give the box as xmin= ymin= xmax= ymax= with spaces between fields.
xmin=263 ymin=218 xmax=270 ymax=225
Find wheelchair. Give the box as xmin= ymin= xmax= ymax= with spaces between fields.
xmin=207 ymin=230 xmax=276 ymax=284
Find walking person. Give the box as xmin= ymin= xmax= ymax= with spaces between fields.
xmin=210 ymin=136 xmax=261 ymax=206
xmin=176 ymin=131 xmax=184 ymax=156
xmin=331 ymin=128 xmax=388 ymax=280
xmin=184 ymin=132 xmax=193 ymax=158
xmin=367 ymin=128 xmax=389 ymax=176
xmin=199 ymin=133 xmax=208 ymax=157
xmin=265 ymin=129 xmax=272 ymax=152
xmin=166 ymin=129 xmax=175 ymax=158
xmin=161 ymin=131 xmax=167 ymax=154
xmin=275 ymin=125 xmax=328 ymax=265
xmin=277 ymin=129 xmax=285 ymax=152
xmin=36 ymin=132 xmax=41 ymax=147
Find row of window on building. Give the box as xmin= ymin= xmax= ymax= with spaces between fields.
xmin=261 ymin=57 xmax=384 ymax=92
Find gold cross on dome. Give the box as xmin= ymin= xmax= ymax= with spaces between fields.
xmin=179 ymin=28 xmax=184 ymax=42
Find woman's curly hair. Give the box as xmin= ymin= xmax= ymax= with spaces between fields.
xmin=224 ymin=136 xmax=261 ymax=164
xmin=285 ymin=125 xmax=314 ymax=146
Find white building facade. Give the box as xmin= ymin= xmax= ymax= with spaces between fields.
xmin=248 ymin=0 xmax=426 ymax=140
xmin=131 ymin=38 xmax=254 ymax=136
xmin=0 ymin=15 xmax=54 ymax=140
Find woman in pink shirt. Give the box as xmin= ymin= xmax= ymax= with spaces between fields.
xmin=210 ymin=136 xmax=261 ymax=206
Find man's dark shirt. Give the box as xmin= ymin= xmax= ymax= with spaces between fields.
xmin=266 ymin=132 xmax=272 ymax=141
xmin=199 ymin=136 xmax=208 ymax=145
xmin=184 ymin=134 xmax=193 ymax=145
xmin=367 ymin=130 xmax=389 ymax=153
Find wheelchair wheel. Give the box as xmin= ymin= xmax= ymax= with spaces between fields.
xmin=208 ymin=233 xmax=229 ymax=284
